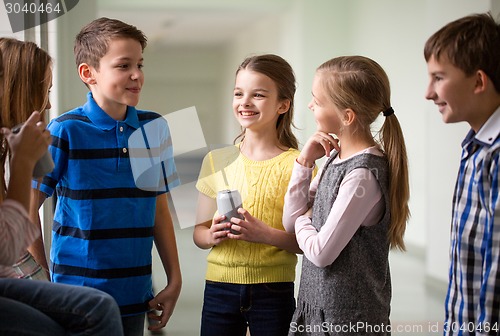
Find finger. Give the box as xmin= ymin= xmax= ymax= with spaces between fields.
xmin=148 ymin=299 xmax=158 ymax=310
xmin=214 ymin=215 xmax=225 ymax=223
xmin=36 ymin=121 xmax=48 ymax=131
xmin=214 ymin=222 xmax=231 ymax=231
xmin=230 ymin=224 xmax=241 ymax=233
xmin=0 ymin=128 xmax=11 ymax=136
xmin=332 ymin=140 xmax=340 ymax=152
xmin=237 ymin=208 xmax=250 ymax=219
xmin=147 ymin=312 xmax=162 ymax=322
xmin=25 ymin=111 xmax=42 ymax=126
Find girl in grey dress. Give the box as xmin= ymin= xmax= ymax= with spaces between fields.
xmin=283 ymin=56 xmax=410 ymax=335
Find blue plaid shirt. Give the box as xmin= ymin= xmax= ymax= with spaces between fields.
xmin=444 ymin=107 xmax=500 ymax=335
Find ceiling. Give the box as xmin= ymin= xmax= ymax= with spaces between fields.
xmin=97 ymin=0 xmax=292 ymax=49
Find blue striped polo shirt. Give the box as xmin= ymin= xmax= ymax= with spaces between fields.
xmin=36 ymin=92 xmax=179 ymax=316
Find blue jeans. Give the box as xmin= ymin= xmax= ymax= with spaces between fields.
xmin=201 ymin=281 xmax=295 ymax=336
xmin=122 ymin=313 xmax=145 ymax=336
xmin=0 ymin=278 xmax=123 ymax=336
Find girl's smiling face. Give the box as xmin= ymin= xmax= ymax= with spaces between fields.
xmin=232 ymin=69 xmax=289 ymax=133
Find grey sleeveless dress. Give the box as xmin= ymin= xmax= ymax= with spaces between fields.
xmin=289 ymin=152 xmax=392 ymax=336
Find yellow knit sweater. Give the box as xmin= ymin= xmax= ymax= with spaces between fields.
xmin=196 ymin=145 xmax=300 ymax=284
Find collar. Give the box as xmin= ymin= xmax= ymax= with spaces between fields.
xmin=462 ymin=105 xmax=500 ymax=148
xmin=83 ymin=92 xmax=140 ymax=131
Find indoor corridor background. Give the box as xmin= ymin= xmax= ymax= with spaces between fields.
xmin=2 ymin=1 xmax=499 ymax=335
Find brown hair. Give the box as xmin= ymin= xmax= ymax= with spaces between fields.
xmin=234 ymin=54 xmax=298 ymax=150
xmin=317 ymin=56 xmax=410 ymax=250
xmin=424 ymin=12 xmax=500 ymax=93
xmin=74 ymin=17 xmax=147 ymax=70
xmin=0 ymin=38 xmax=52 ymax=198
xmin=0 ymin=38 xmax=52 ymax=128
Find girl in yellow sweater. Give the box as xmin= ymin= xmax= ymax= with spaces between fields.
xmin=193 ymin=54 xmax=302 ymax=336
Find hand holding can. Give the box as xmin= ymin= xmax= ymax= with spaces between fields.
xmin=216 ymin=189 xmax=244 ymax=235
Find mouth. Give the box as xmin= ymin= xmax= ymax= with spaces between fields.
xmin=435 ymin=102 xmax=446 ymax=112
xmin=127 ymin=87 xmax=141 ymax=94
xmin=239 ymin=110 xmax=258 ymax=117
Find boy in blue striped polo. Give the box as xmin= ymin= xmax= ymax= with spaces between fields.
xmin=30 ymin=17 xmax=182 ymax=336
xmin=424 ymin=13 xmax=500 ymax=336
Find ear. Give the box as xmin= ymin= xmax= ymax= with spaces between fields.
xmin=343 ymin=108 xmax=356 ymax=126
xmin=473 ymin=70 xmax=488 ymax=94
xmin=277 ymin=99 xmax=291 ymax=115
xmin=78 ymin=63 xmax=96 ymax=86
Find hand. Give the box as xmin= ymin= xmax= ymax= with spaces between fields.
xmin=304 ymin=208 xmax=312 ymax=218
xmin=147 ymin=283 xmax=181 ymax=331
xmin=207 ymin=215 xmax=231 ymax=247
xmin=297 ymin=132 xmax=339 ymax=167
xmin=1 ymin=111 xmax=51 ymax=168
xmin=227 ymin=208 xmax=271 ymax=244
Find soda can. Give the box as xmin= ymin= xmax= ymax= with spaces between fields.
xmin=216 ymin=189 xmax=244 ymax=235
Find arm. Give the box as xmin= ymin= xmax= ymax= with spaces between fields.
xmin=476 ymin=154 xmax=500 ymax=334
xmin=1 ymin=112 xmax=50 ymax=266
xmin=28 ymin=188 xmax=49 ymax=271
xmin=283 ymin=161 xmax=319 ymax=232
xmin=148 ymin=195 xmax=182 ymax=331
xmin=228 ymin=208 xmax=302 ymax=254
xmin=3 ymin=112 xmax=50 ymax=210
xmin=0 ymin=201 xmax=39 ymax=266
xmin=295 ymin=168 xmax=384 ymax=267
xmin=283 ymin=131 xmax=338 ymax=232
xmin=192 ymin=192 xmax=231 ymax=249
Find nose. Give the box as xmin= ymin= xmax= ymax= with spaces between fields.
xmin=307 ymin=99 xmax=314 ymax=111
xmin=425 ymin=83 xmax=436 ymax=101
xmin=131 ymin=68 xmax=143 ymax=81
xmin=240 ymin=97 xmax=252 ymax=107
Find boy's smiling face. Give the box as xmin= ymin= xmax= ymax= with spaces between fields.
xmin=86 ymin=38 xmax=144 ymax=119
xmin=425 ymin=54 xmax=482 ymax=130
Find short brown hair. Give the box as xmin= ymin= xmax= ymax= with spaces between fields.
xmin=424 ymin=12 xmax=500 ymax=92
xmin=74 ymin=17 xmax=147 ymax=70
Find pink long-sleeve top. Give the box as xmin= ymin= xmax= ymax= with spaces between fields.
xmin=0 ymin=200 xmax=39 ymax=278
xmin=283 ymin=147 xmax=385 ymax=268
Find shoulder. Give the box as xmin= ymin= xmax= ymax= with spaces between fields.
xmin=204 ymin=145 xmax=240 ymax=162
xmin=52 ymin=107 xmax=88 ymax=125
xmin=136 ymin=109 xmax=163 ymax=123
xmin=287 ymin=148 xmax=301 ymax=158
xmin=48 ymin=107 xmax=88 ymax=137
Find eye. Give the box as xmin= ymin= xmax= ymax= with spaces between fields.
xmin=254 ymin=93 xmax=265 ymax=98
xmin=234 ymin=92 xmax=243 ymax=97
xmin=432 ymin=74 xmax=443 ymax=82
xmin=117 ymin=64 xmax=129 ymax=69
xmin=138 ymin=64 xmax=144 ymax=69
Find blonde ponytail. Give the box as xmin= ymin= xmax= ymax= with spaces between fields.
xmin=380 ymin=113 xmax=410 ymax=250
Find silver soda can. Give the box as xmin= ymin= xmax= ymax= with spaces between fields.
xmin=216 ymin=189 xmax=244 ymax=234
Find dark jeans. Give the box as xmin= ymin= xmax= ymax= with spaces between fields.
xmin=0 ymin=278 xmax=123 ymax=336
xmin=201 ymin=281 xmax=295 ymax=336
xmin=122 ymin=313 xmax=145 ymax=336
